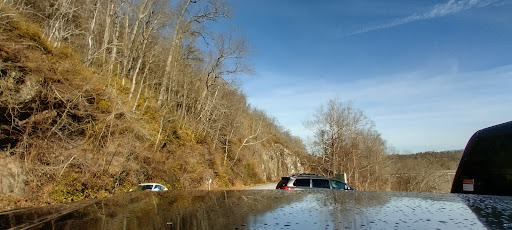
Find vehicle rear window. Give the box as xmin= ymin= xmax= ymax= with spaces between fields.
xmin=293 ymin=179 xmax=310 ymax=187
xmin=463 ymin=132 xmax=512 ymax=173
xmin=312 ymin=179 xmax=330 ymax=188
xmin=276 ymin=178 xmax=290 ymax=189
xmin=140 ymin=185 xmax=153 ymax=190
xmin=331 ymin=180 xmax=347 ymax=190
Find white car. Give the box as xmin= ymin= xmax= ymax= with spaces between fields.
xmin=130 ymin=183 xmax=168 ymax=192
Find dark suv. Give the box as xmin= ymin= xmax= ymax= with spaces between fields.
xmin=451 ymin=121 xmax=512 ymax=196
xmin=276 ymin=173 xmax=355 ymax=190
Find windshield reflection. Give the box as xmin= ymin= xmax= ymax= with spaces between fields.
xmin=1 ymin=190 xmax=507 ymax=229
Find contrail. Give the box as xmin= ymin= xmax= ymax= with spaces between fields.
xmin=348 ymin=0 xmax=500 ymax=36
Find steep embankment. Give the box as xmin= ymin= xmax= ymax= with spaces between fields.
xmin=0 ymin=8 xmax=308 ymax=210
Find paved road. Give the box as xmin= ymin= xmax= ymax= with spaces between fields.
xmin=244 ymin=182 xmax=277 ymax=190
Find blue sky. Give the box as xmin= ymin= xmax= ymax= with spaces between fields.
xmin=225 ymin=0 xmax=512 ymax=154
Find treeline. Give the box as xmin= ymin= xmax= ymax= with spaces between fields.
xmin=388 ymin=150 xmax=463 ymax=193
xmin=0 ymin=0 xmax=310 ymax=208
xmin=390 ymin=150 xmax=463 ymax=171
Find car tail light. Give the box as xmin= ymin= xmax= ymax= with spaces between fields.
xmin=283 ymin=186 xmax=294 ymax=190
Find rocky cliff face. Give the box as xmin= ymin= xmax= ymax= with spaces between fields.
xmin=0 ymin=156 xmax=25 ymax=195
xmin=259 ymin=143 xmax=306 ymax=181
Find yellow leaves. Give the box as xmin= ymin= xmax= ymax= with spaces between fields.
xmin=96 ymin=99 xmax=113 ymax=113
xmin=173 ymin=126 xmax=195 ymax=146
xmin=215 ymin=169 xmax=231 ymax=188
xmin=50 ymin=45 xmax=95 ymax=84
xmin=243 ymin=162 xmax=259 ymax=185
xmin=165 ymin=122 xmax=202 ymax=147
xmin=10 ymin=20 xmax=52 ymax=53
xmin=50 ymin=173 xmax=85 ymax=203
xmin=169 ymin=181 xmax=183 ymax=190
xmin=50 ymin=173 xmax=115 ymax=203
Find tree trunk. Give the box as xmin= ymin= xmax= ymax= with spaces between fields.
xmin=101 ymin=0 xmax=115 ymax=63
xmin=86 ymin=0 xmax=100 ymax=66
xmin=157 ymin=0 xmax=192 ymax=106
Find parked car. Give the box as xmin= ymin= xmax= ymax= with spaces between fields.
xmin=130 ymin=183 xmax=168 ymax=192
xmin=276 ymin=173 xmax=355 ymax=190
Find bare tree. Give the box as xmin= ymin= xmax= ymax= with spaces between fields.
xmin=43 ymin=0 xmax=82 ymax=48
xmin=230 ymin=121 xmax=270 ymax=167
xmin=85 ymin=0 xmax=100 ymax=65
xmin=100 ymin=0 xmax=118 ymax=63
xmin=157 ymin=0 xmax=231 ymax=106
xmin=195 ymin=32 xmax=252 ymax=137
xmin=120 ymin=0 xmax=154 ymax=77
xmin=157 ymin=0 xmax=193 ymax=106
xmin=204 ymin=32 xmax=252 ymax=90
xmin=128 ymin=0 xmax=162 ymax=101
xmin=305 ymin=98 xmax=388 ymax=189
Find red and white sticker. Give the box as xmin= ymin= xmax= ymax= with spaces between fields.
xmin=463 ymin=179 xmax=474 ymax=192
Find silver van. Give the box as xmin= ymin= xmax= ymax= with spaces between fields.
xmin=276 ymin=173 xmax=355 ymax=190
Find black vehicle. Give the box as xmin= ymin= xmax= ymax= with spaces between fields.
xmin=451 ymin=121 xmax=512 ymax=196
xmin=276 ymin=173 xmax=355 ymax=190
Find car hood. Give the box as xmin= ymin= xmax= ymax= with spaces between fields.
xmin=1 ymin=190 xmax=511 ymax=229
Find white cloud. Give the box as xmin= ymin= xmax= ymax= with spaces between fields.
xmin=349 ymin=0 xmax=500 ymax=36
xmin=244 ymin=64 xmax=512 ymax=153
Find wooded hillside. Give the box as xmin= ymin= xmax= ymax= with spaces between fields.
xmin=0 ymin=0 xmax=310 ymax=209
xmin=387 ymin=150 xmax=463 ymax=193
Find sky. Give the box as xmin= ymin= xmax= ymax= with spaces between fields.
xmin=224 ymin=0 xmax=512 ymax=154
